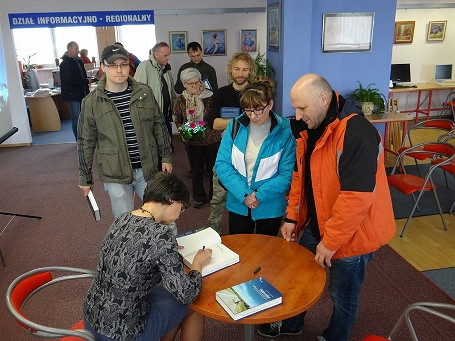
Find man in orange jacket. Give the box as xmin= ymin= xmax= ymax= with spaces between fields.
xmin=258 ymin=74 xmax=395 ymax=341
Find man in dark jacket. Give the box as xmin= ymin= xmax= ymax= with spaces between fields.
xmin=60 ymin=41 xmax=89 ymax=140
xmin=174 ymin=42 xmax=218 ymax=94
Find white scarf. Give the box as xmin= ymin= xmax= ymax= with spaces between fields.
xmin=182 ymin=88 xmax=212 ymax=122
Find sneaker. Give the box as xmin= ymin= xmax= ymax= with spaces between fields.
xmin=257 ymin=321 xmax=302 ymax=337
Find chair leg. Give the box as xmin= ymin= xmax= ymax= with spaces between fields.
xmin=400 ymin=190 xmax=426 ymax=237
xmin=450 ymin=199 xmax=455 ymax=214
xmin=431 ymin=183 xmax=448 ymax=230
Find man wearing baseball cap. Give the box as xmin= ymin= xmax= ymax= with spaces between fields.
xmin=77 ymin=44 xmax=173 ymax=219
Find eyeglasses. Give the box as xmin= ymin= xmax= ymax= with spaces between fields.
xmin=180 ymin=201 xmax=188 ymax=213
xmin=243 ymin=102 xmax=269 ymax=116
xmin=103 ymin=63 xmax=130 ymax=70
xmin=186 ymin=81 xmax=201 ymax=87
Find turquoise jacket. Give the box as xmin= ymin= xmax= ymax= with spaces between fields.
xmin=215 ymin=112 xmax=296 ymax=220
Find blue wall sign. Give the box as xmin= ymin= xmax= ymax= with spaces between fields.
xmin=9 ymin=10 xmax=154 ymax=29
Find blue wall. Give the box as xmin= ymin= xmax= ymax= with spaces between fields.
xmin=268 ymin=0 xmax=397 ymax=118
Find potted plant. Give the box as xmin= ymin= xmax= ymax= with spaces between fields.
xmin=254 ymin=45 xmax=275 ymax=80
xmin=349 ymin=81 xmax=386 ymax=115
xmin=22 ymin=52 xmax=39 ymax=91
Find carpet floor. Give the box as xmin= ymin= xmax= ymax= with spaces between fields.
xmin=1 ymin=126 xmax=453 ymax=341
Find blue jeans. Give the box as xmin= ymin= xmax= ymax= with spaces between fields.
xmin=83 ymin=286 xmax=189 ymax=341
xmin=104 ymin=168 xmax=147 ymax=218
xmin=68 ymin=100 xmax=81 ymax=140
xmin=283 ymin=227 xmax=374 ymax=341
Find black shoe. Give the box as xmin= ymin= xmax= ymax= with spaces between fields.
xmin=193 ymin=201 xmax=204 ymax=209
xmin=257 ymin=321 xmax=302 ymax=338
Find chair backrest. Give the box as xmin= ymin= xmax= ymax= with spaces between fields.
xmin=362 ymin=302 xmax=455 ymax=341
xmin=391 ymin=141 xmax=455 ymax=176
xmin=5 ymin=266 xmax=96 ymax=341
xmin=401 ymin=118 xmax=455 ymax=148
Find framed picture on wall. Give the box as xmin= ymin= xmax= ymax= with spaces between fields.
xmin=427 ymin=21 xmax=447 ymax=41
xmin=169 ymin=31 xmax=187 ymax=53
xmin=267 ymin=2 xmax=281 ymax=52
xmin=322 ymin=12 xmax=374 ymax=53
xmin=201 ymin=30 xmax=226 ymax=56
xmin=393 ymin=21 xmax=415 ymax=44
xmin=240 ymin=29 xmax=257 ymax=52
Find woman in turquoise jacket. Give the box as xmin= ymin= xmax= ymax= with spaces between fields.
xmin=215 ymin=78 xmax=295 ymax=236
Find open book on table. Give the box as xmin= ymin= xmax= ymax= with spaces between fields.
xmin=216 ymin=277 xmax=282 ymax=321
xmin=176 ymin=227 xmax=239 ymax=277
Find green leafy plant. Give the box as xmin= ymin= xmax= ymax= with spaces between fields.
xmin=349 ymin=81 xmax=386 ymax=113
xmin=179 ymin=110 xmax=206 ymax=140
xmin=254 ymin=45 xmax=275 ymax=80
xmin=22 ymin=52 xmax=37 ymax=71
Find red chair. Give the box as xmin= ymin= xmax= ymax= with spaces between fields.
xmin=362 ymin=302 xmax=455 ymax=341
xmin=5 ymin=266 xmax=96 ymax=341
xmin=431 ymin=134 xmax=455 ymax=213
xmin=387 ymin=142 xmax=455 ymax=237
xmin=397 ymin=119 xmax=455 ymax=176
xmin=441 ymin=91 xmax=455 ymax=121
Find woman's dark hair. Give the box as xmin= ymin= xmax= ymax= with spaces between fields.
xmin=143 ymin=172 xmax=190 ymax=208
xmin=239 ymin=77 xmax=275 ymax=109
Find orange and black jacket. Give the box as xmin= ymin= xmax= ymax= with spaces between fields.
xmin=285 ymin=91 xmax=395 ymax=258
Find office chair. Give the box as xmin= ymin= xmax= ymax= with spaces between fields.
xmin=387 ymin=141 xmax=455 ymax=237
xmin=362 ymin=302 xmax=455 ymax=341
xmin=5 ymin=266 xmax=96 ymax=341
xmin=397 ymin=119 xmax=455 ymax=176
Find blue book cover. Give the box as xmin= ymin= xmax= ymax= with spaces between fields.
xmin=220 ymin=107 xmax=241 ymax=118
xmin=216 ymin=277 xmax=282 ymax=320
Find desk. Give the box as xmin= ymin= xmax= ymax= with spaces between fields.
xmin=191 ymin=234 xmax=326 ymax=341
xmin=367 ymin=112 xmax=414 ymax=157
xmin=25 ymin=95 xmax=61 ymax=132
xmin=389 ymin=83 xmax=455 ymax=122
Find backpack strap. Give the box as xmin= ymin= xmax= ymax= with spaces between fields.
xmin=231 ymin=119 xmax=240 ymax=140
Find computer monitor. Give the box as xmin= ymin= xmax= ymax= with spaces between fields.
xmin=434 ymin=64 xmax=452 ymax=81
xmin=390 ymin=63 xmax=411 ymax=86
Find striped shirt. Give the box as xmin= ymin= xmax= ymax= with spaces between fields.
xmin=105 ymin=87 xmax=141 ymax=169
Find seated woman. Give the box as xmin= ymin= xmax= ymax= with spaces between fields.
xmin=174 ymin=68 xmax=221 ymax=209
xmin=215 ymin=78 xmax=296 ymax=236
xmin=83 ymin=172 xmax=212 ymax=341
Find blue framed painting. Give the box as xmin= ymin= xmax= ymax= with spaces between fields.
xmin=201 ymin=29 xmax=226 ymax=56
xmin=170 ymin=31 xmax=187 ymax=53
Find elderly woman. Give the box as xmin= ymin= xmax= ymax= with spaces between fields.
xmin=215 ymin=78 xmax=296 ymax=236
xmin=83 ymin=172 xmax=212 ymax=341
xmin=174 ymin=68 xmax=221 ymax=208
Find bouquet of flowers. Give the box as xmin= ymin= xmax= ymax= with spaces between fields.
xmin=180 ymin=109 xmax=206 ymax=140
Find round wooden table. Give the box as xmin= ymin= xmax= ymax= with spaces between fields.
xmin=190 ymin=234 xmax=326 ymax=340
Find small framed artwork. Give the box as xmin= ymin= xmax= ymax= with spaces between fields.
xmin=322 ymin=12 xmax=374 ymax=53
xmin=201 ymin=30 xmax=226 ymax=56
xmin=268 ymin=2 xmax=281 ymax=52
xmin=240 ymin=29 xmax=257 ymax=52
xmin=427 ymin=21 xmax=447 ymax=41
xmin=169 ymin=31 xmax=187 ymax=53
xmin=393 ymin=21 xmax=415 ymax=44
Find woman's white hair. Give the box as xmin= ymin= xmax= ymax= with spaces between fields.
xmin=180 ymin=68 xmax=201 ymax=84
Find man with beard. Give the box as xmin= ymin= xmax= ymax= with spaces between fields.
xmin=206 ymin=52 xmax=256 ymax=232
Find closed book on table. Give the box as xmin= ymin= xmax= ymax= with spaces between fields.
xmin=86 ymin=190 xmax=100 ymax=221
xmin=216 ymin=277 xmax=282 ymax=321
xmin=176 ymin=227 xmax=239 ymax=276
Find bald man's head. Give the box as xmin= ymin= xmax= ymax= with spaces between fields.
xmin=290 ymin=74 xmax=333 ymax=129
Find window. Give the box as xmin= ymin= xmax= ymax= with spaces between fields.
xmin=13 ymin=26 xmax=98 ymax=67
xmin=116 ymin=25 xmax=156 ymax=62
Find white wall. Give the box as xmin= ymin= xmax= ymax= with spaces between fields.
xmin=0 ymin=0 xmax=266 ymax=145
xmin=392 ymin=7 xmax=455 ymax=115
